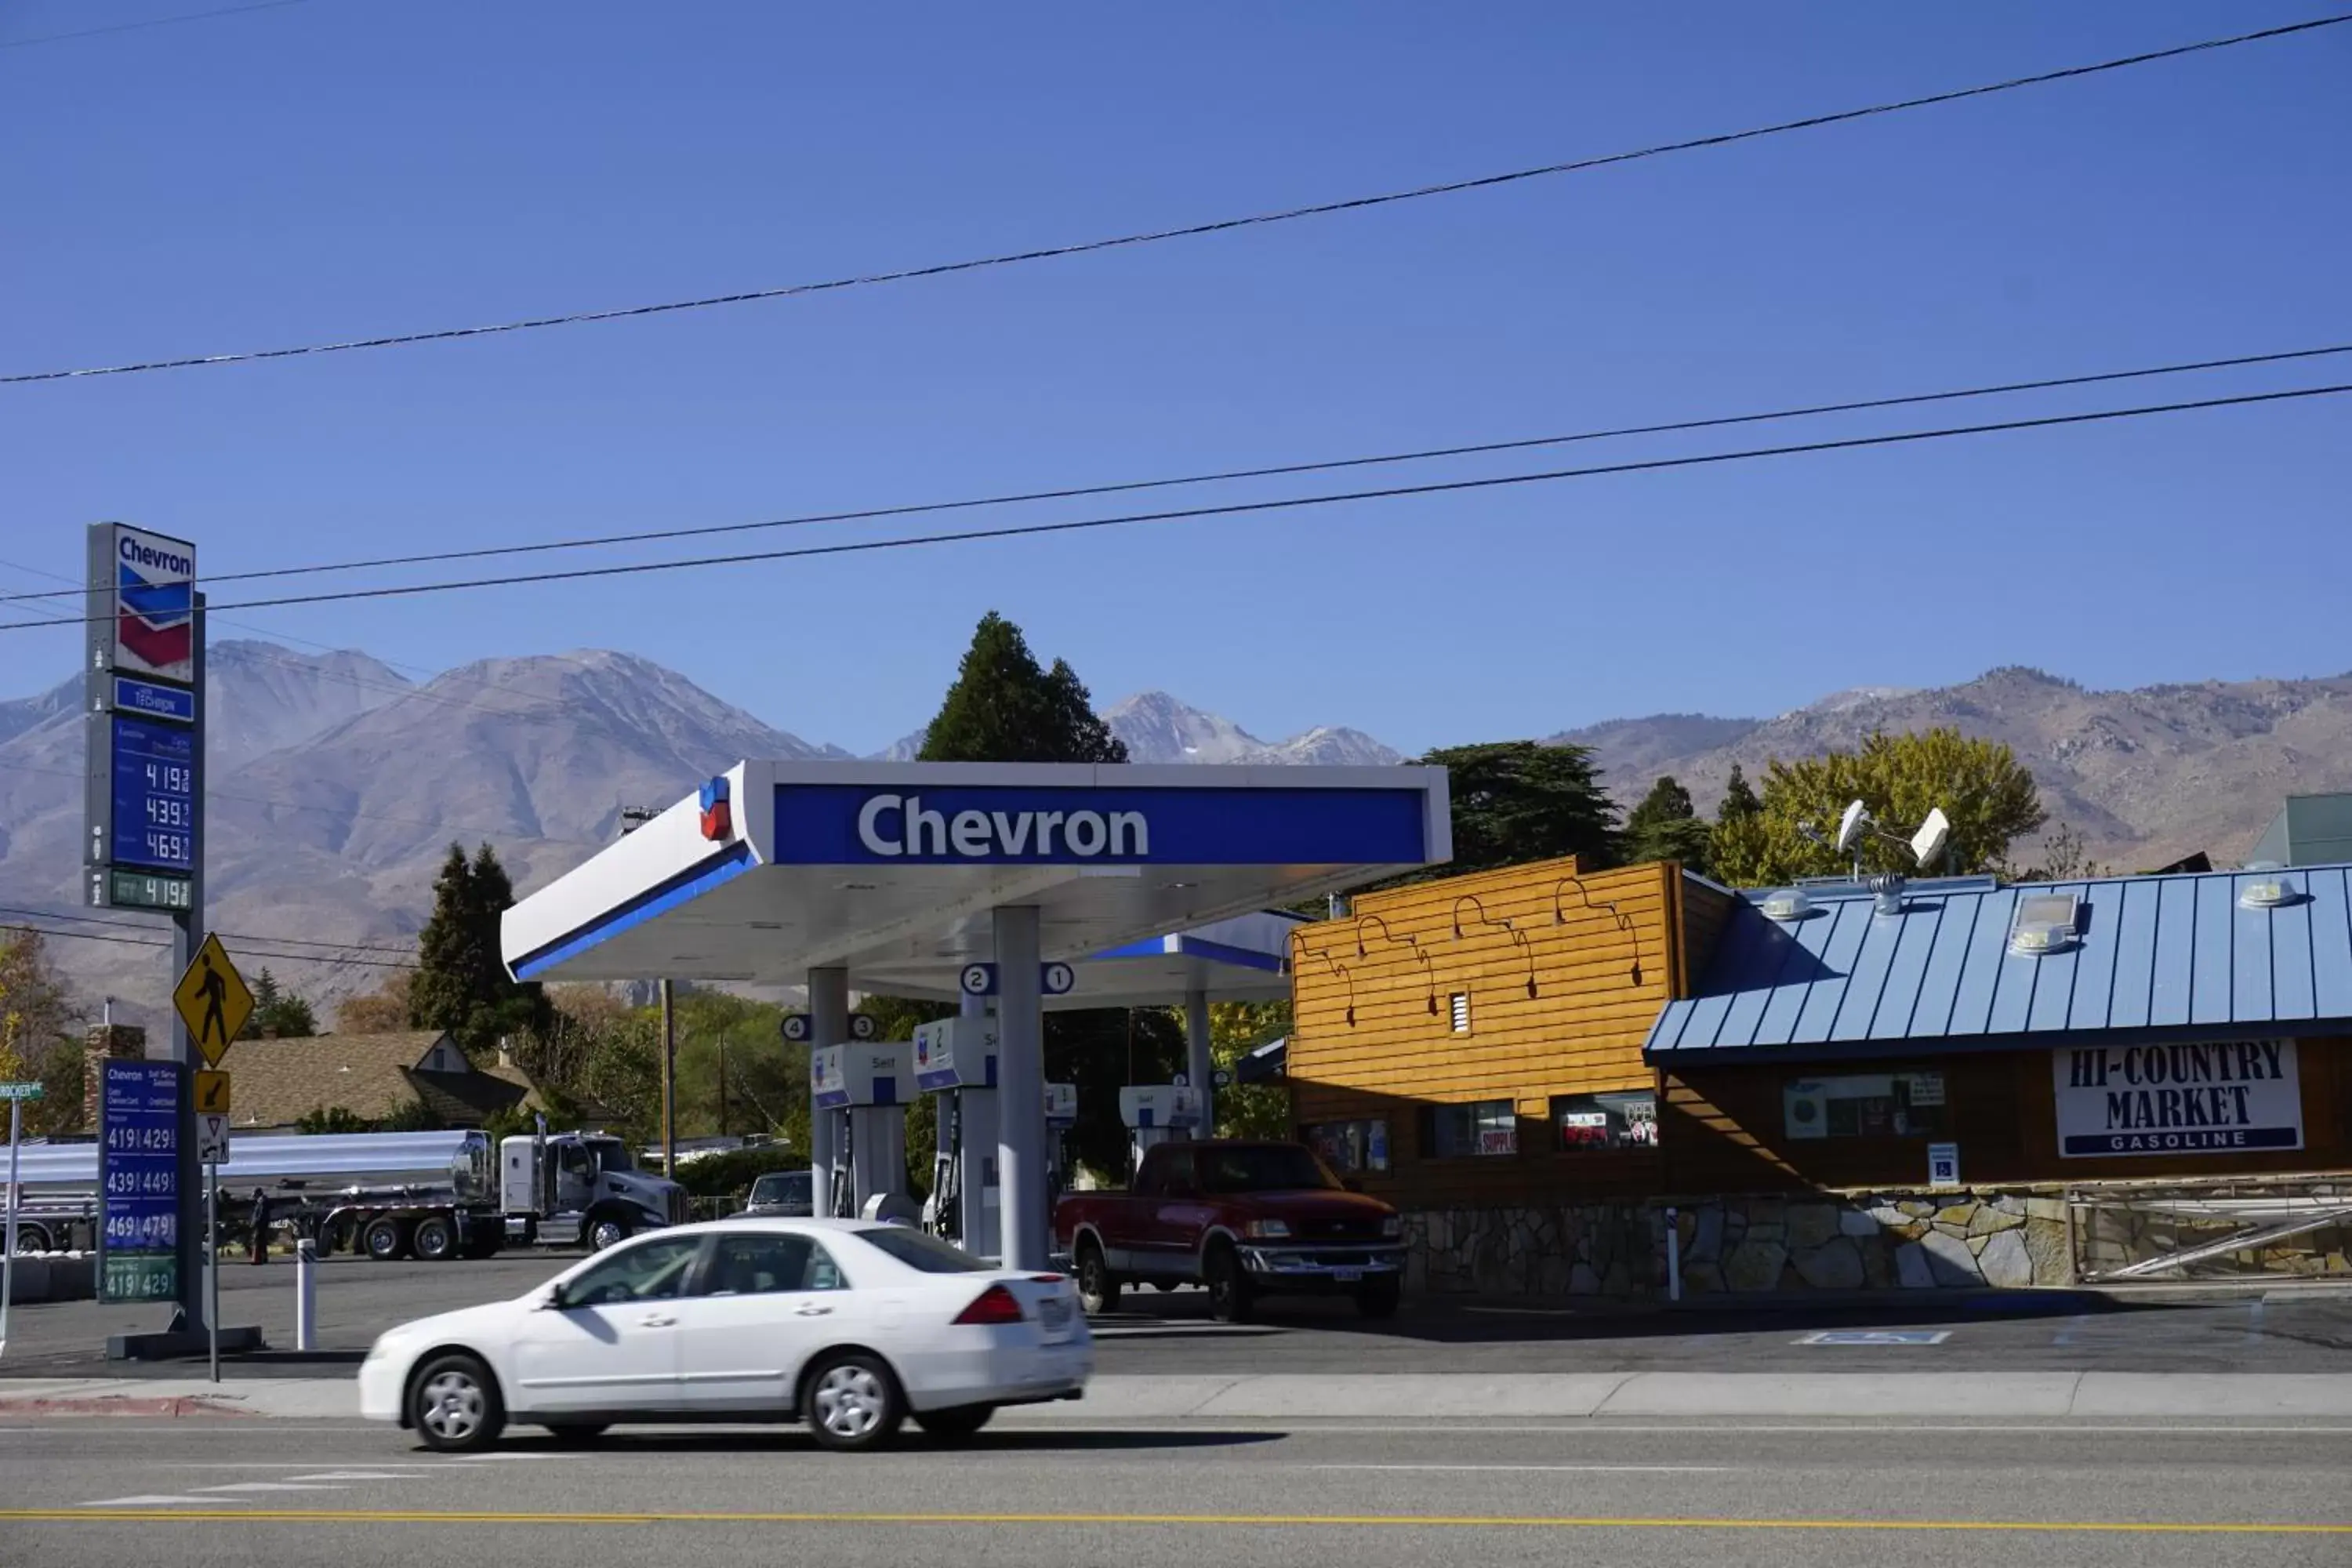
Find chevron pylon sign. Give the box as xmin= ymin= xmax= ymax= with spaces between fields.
xmin=104 ymin=524 xmax=197 ymax=684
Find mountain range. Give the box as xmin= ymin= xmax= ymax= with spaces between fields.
xmin=5 ymin=644 xmax=2347 ymax=1030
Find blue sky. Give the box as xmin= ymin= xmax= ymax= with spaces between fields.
xmin=2 ymin=2 xmax=2345 ymax=756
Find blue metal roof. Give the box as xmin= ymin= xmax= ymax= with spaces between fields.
xmin=1646 ymin=863 xmax=2352 ymax=1065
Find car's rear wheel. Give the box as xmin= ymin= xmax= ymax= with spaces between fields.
xmin=1355 ymin=1274 xmax=1402 ymax=1319
xmin=1204 ymin=1243 xmax=1254 ymax=1324
xmin=804 ymin=1352 xmax=904 ymax=1452
xmin=408 ymin=1352 xmax=504 ymax=1454
xmin=1075 ymin=1240 xmax=1120 ymax=1315
xmin=913 ymin=1404 xmax=994 ymax=1443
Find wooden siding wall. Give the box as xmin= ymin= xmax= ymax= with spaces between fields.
xmin=1290 ymin=856 xmax=1679 ymax=1206
xmin=1661 ymin=1037 xmax=2352 ymax=1193
xmin=1675 ymin=876 xmax=1738 ymax=996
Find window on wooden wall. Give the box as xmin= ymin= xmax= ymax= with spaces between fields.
xmin=1551 ymin=1090 xmax=1660 ymax=1152
xmin=1782 ymin=1071 xmax=1947 ymax=1140
xmin=1419 ymin=1099 xmax=1516 ymax=1157
xmin=1449 ymin=993 xmax=1471 ymax=1033
xmin=1304 ymin=1119 xmax=1390 ymax=1174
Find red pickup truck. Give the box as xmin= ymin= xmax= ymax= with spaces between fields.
xmin=1053 ymin=1140 xmax=1405 ymax=1323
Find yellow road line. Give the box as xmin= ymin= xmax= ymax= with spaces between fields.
xmin=2 ymin=1508 xmax=2347 ymax=1534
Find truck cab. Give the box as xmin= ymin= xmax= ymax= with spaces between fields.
xmin=1053 ymin=1139 xmax=1405 ymax=1323
xmin=500 ymin=1132 xmax=687 ymax=1250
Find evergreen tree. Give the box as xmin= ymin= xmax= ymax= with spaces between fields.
xmin=1624 ymin=775 xmax=1715 ymax=873
xmin=1413 ymin=741 xmax=1618 ymax=879
xmin=917 ymin=612 xmax=1128 ymax=764
xmin=238 ymin=969 xmax=319 ymax=1039
xmin=410 ymin=842 xmax=546 ymax=1059
xmin=1717 ymin=763 xmax=1762 ymax=825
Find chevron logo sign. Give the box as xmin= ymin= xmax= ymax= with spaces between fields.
xmin=109 ymin=527 xmax=196 ymax=684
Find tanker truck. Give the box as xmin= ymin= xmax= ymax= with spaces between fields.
xmin=4 ymin=1126 xmax=688 ymax=1259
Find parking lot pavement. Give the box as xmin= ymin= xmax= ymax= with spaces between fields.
xmin=0 ymin=1414 xmax=2346 ymax=1568
xmin=5 ymin=1251 xmax=2347 ymax=1381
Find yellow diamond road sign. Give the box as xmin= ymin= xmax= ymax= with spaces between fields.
xmin=173 ymin=933 xmax=252 ymax=1069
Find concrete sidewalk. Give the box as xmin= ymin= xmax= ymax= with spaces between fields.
xmin=6 ymin=1372 xmax=2352 ymax=1421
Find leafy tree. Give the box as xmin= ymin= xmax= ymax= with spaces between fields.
xmin=1623 ymin=775 xmax=1715 ymax=873
xmin=296 ymin=1105 xmax=372 ymax=1134
xmin=1711 ymin=728 xmax=2046 ymax=887
xmin=409 ymin=842 xmax=547 ymax=1059
xmin=916 ymin=612 xmax=1128 ymax=764
xmin=379 ymin=1099 xmax=442 ymax=1132
xmin=0 ymin=931 xmax=86 ymax=1135
xmin=336 ymin=970 xmax=413 ymax=1033
xmin=479 ymin=1103 xmax=535 ymax=1148
xmin=1207 ymin=1000 xmax=1290 ymax=1139
xmin=238 ymin=968 xmax=318 ymax=1040
xmin=1413 ymin=741 xmax=1618 ymax=880
xmin=2009 ymin=823 xmax=2111 ymax=883
xmin=1717 ymin=763 xmax=1761 ymax=826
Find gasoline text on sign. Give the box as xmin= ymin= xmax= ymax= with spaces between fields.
xmin=98 ymin=1059 xmax=181 ymax=1302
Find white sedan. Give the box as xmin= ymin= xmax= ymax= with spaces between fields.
xmin=358 ymin=1217 xmax=1091 ymax=1453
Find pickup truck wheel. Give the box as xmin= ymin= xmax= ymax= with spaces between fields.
xmin=1204 ymin=1243 xmax=1255 ymax=1324
xmin=1076 ymin=1241 xmax=1120 ymax=1314
xmin=1355 ymin=1275 xmax=1403 ymax=1319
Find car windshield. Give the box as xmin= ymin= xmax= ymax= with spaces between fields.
xmin=750 ymin=1172 xmax=810 ymax=1204
xmin=1200 ymin=1145 xmax=1343 ymax=1193
xmin=855 ymin=1225 xmax=995 ymax=1273
xmin=588 ymin=1139 xmax=634 ymax=1174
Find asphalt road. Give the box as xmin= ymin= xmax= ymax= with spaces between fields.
xmin=5 ymin=1252 xmax=2349 ymax=1377
xmin=1 ymin=1416 xmax=2346 ymax=1566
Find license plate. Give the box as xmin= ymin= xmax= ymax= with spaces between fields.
xmin=1333 ymin=1268 xmax=1362 ymax=1283
xmin=1036 ymin=1298 xmax=1072 ymax=1329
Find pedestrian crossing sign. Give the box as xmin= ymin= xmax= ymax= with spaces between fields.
xmin=172 ymin=933 xmax=252 ymax=1068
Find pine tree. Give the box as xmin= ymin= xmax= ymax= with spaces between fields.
xmin=917 ymin=612 xmax=1129 ymax=764
xmin=1718 ymin=764 xmax=1762 ymax=825
xmin=1412 ymin=742 xmax=1618 ymax=879
xmin=1624 ymin=775 xmax=1715 ymax=873
xmin=240 ymin=970 xmax=284 ymax=1040
xmin=410 ymin=843 xmax=545 ymax=1059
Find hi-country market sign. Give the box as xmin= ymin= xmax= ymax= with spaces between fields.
xmin=2052 ymin=1040 xmax=2303 ymax=1157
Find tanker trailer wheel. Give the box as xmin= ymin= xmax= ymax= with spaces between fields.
xmin=411 ymin=1215 xmax=458 ymax=1261
xmin=361 ymin=1217 xmax=412 ymax=1261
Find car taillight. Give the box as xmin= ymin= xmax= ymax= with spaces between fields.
xmin=953 ymin=1284 xmax=1028 ymax=1326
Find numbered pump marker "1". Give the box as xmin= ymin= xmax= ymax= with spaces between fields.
xmin=958 ymin=962 xmax=1078 ymax=997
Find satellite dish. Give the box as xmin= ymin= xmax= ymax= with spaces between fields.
xmin=1910 ymin=808 xmax=1951 ymax=869
xmin=1834 ymin=800 xmax=1872 ymax=855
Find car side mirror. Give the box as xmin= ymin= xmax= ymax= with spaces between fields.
xmin=535 ymin=1283 xmax=568 ymax=1311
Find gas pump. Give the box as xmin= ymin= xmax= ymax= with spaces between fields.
xmin=913 ymin=1016 xmax=998 ymax=1252
xmin=811 ymin=1040 xmax=913 ymax=1218
xmin=1044 ymin=1082 xmax=1077 ymax=1208
xmin=1117 ymin=1084 xmax=1202 ymax=1177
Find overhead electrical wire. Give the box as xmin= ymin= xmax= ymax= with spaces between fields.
xmin=0 ymin=904 xmax=418 ymax=957
xmin=2 ymin=339 xmax=2343 ymax=604
xmin=0 ymin=0 xmax=318 ymax=51
xmin=0 ymin=380 xmax=2342 ymax=629
xmin=5 ymin=13 xmax=2343 ymax=386
xmin=5 ymin=919 xmax=416 ymax=968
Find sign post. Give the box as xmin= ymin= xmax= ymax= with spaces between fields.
xmin=1 ymin=1082 xmax=44 ymax=1359
xmin=85 ymin=523 xmax=206 ymax=1338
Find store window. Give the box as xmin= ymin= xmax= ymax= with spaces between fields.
xmin=1421 ymin=1098 xmax=1517 ymax=1157
xmin=1550 ymin=1091 xmax=1659 ymax=1152
xmin=1304 ymin=1120 xmax=1391 ymax=1174
xmin=1782 ymin=1071 xmax=1947 ymax=1140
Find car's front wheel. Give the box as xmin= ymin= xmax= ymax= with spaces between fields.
xmin=913 ymin=1404 xmax=994 ymax=1443
xmin=408 ymin=1352 xmax=504 ymax=1454
xmin=804 ymin=1352 xmax=904 ymax=1452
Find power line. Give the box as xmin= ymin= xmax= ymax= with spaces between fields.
xmin=5 ymin=340 xmax=2343 ymax=604
xmin=0 ymin=0 xmax=316 ymax=51
xmin=5 ymin=919 xmax=416 ymax=968
xmin=7 ymin=13 xmax=2343 ymax=387
xmin=1 ymin=380 xmax=2343 ymax=629
xmin=0 ymin=905 xmax=418 ymax=956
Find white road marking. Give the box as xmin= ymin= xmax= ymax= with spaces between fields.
xmin=192 ymin=1482 xmax=350 ymax=1493
xmin=79 ymin=1495 xmax=244 ymax=1508
xmin=1305 ymin=1464 xmax=1733 ymax=1473
xmin=285 ymin=1471 xmax=416 ymax=1481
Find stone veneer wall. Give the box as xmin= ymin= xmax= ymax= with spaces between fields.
xmin=1403 ymin=1188 xmax=2074 ymax=1299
